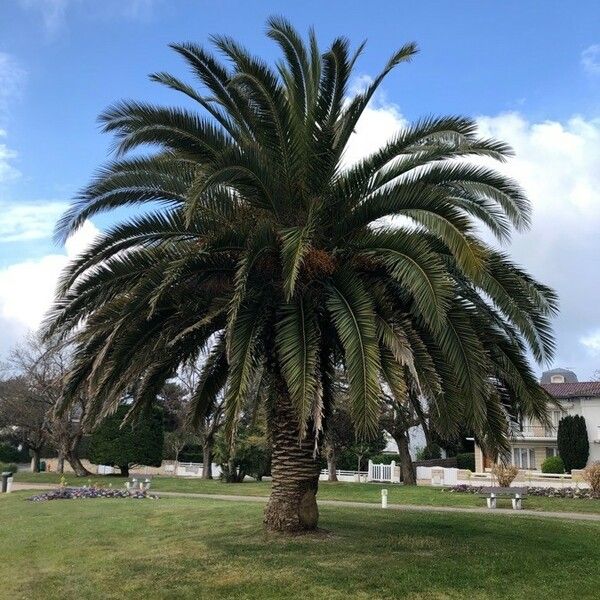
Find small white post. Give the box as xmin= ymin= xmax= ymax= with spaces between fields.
xmin=487 ymin=493 xmax=496 ymax=509
xmin=381 ymin=488 xmax=388 ymax=508
xmin=368 ymin=459 xmax=373 ymax=482
xmin=6 ymin=476 xmax=13 ymax=493
xmin=390 ymin=460 xmax=396 ymax=482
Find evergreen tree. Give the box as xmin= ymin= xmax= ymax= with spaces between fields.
xmin=89 ymin=405 xmax=164 ymax=477
xmin=557 ymin=415 xmax=589 ymax=472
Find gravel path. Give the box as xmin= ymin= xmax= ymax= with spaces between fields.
xmin=9 ymin=482 xmax=600 ymax=522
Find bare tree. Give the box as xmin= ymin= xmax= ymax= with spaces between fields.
xmin=381 ymin=390 xmax=421 ymax=485
xmin=2 ymin=333 xmax=90 ymax=475
xmin=0 ymin=375 xmax=48 ymax=471
xmin=176 ymin=363 xmax=224 ymax=479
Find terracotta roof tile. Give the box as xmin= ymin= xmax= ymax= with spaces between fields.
xmin=542 ymin=381 xmax=600 ymax=398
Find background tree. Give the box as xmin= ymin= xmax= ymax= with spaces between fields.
xmin=214 ymin=415 xmax=270 ymax=482
xmin=381 ymin=390 xmax=420 ymax=484
xmin=176 ymin=362 xmax=225 ymax=479
xmin=47 ymin=19 xmax=557 ymax=532
xmin=323 ymin=405 xmax=353 ymax=482
xmin=0 ymin=376 xmax=48 ymax=472
xmin=88 ymin=404 xmax=164 ymax=477
xmin=557 ymin=415 xmax=589 ymax=472
xmin=1 ymin=334 xmax=90 ymax=475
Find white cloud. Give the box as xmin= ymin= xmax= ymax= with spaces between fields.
xmin=582 ymin=44 xmax=600 ymax=75
xmin=0 ymin=201 xmax=67 ymax=242
xmin=19 ymin=0 xmax=158 ymax=36
xmin=0 ymin=220 xmax=100 ymax=353
xmin=346 ymin=99 xmax=600 ymax=378
xmin=0 ymin=132 xmax=20 ymax=183
xmin=19 ymin=0 xmax=70 ymax=36
xmin=0 ymin=53 xmax=26 ymax=114
xmin=581 ymin=331 xmax=600 ymax=356
xmin=0 ymin=54 xmax=25 ymax=182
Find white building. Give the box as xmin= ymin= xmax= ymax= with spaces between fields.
xmin=475 ymin=368 xmax=600 ymax=472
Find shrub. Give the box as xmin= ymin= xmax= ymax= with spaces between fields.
xmin=89 ymin=404 xmax=164 ymax=477
xmin=491 ymin=463 xmax=519 ymax=487
xmin=541 ymin=455 xmax=565 ymax=474
xmin=456 ymin=452 xmax=475 ymax=471
xmin=0 ymin=443 xmax=21 ymax=463
xmin=583 ymin=462 xmax=600 ymax=498
xmin=417 ymin=443 xmax=441 ymax=460
xmin=369 ymin=453 xmax=402 ymax=465
xmin=0 ymin=463 xmax=18 ymax=474
xmin=557 ymin=415 xmax=589 ymax=472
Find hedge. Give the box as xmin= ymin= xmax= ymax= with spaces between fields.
xmin=456 ymin=452 xmax=475 ymax=471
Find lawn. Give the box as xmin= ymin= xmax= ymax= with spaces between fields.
xmin=1 ymin=492 xmax=599 ymax=599
xmin=14 ymin=471 xmax=600 ymax=514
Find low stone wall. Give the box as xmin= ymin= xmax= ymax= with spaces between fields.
xmin=41 ymin=458 xmax=174 ymax=476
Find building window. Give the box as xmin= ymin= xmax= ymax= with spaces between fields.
xmin=513 ymin=447 xmax=536 ymax=469
xmin=545 ymin=447 xmax=558 ymax=459
xmin=550 ymin=375 xmax=565 ymax=383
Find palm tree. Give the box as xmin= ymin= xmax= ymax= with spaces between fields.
xmin=46 ymin=18 xmax=557 ymax=532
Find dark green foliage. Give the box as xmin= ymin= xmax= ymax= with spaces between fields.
xmin=557 ymin=415 xmax=589 ymax=472
xmin=214 ymin=421 xmax=270 ymax=482
xmin=0 ymin=463 xmax=18 ymax=474
xmin=541 ymin=455 xmax=565 ymax=474
xmin=418 ymin=444 xmax=442 ymax=460
xmin=456 ymin=452 xmax=476 ymax=471
xmin=88 ymin=404 xmax=164 ymax=472
xmin=368 ymin=453 xmax=402 ymax=466
xmin=0 ymin=443 xmax=21 ymax=463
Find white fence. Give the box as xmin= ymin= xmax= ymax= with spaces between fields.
xmin=416 ymin=466 xmax=590 ymax=489
xmin=368 ymin=460 xmax=398 ymax=482
xmin=319 ymin=469 xmax=368 ymax=482
xmin=167 ymin=462 xmax=222 ymax=478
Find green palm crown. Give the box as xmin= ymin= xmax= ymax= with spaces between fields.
xmin=46 ymin=17 xmax=558 ymax=457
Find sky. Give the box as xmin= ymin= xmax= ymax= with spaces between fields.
xmin=0 ymin=0 xmax=599 ymax=378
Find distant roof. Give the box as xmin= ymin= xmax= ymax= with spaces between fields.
xmin=542 ymin=382 xmax=600 ymax=398
xmin=540 ymin=368 xmax=578 ymax=384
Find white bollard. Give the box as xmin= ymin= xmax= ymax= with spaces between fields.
xmin=381 ymin=488 xmax=388 ymax=508
xmin=6 ymin=476 xmax=13 ymax=493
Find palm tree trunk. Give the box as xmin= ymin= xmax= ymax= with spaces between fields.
xmin=264 ymin=393 xmax=320 ymax=532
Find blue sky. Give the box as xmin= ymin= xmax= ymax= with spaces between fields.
xmin=0 ymin=0 xmax=599 ymax=377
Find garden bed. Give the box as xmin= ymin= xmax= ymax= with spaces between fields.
xmin=28 ymin=487 xmax=158 ymax=502
xmin=445 ymin=484 xmax=597 ymax=499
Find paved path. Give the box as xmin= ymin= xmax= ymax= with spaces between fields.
xmin=10 ymin=482 xmax=600 ymax=523
xmin=154 ymin=491 xmax=600 ymax=523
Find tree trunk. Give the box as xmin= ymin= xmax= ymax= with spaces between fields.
xmin=327 ymin=455 xmax=338 ymax=482
xmin=67 ymin=452 xmax=91 ymax=477
xmin=57 ymin=454 xmax=65 ymax=474
xmin=31 ymin=448 xmax=41 ymax=473
xmin=120 ymin=464 xmax=130 ymax=477
xmin=202 ymin=440 xmax=213 ymax=480
xmin=395 ymin=432 xmax=416 ymax=485
xmin=264 ymin=392 xmax=320 ymax=533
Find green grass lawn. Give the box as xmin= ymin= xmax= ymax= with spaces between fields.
xmin=1 ymin=492 xmax=599 ymax=599
xmin=14 ymin=471 xmax=600 ymax=514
